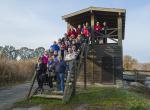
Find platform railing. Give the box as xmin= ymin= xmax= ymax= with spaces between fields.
xmin=93 ymin=28 xmax=118 ymax=43
xmin=123 ymin=69 xmax=150 ymax=82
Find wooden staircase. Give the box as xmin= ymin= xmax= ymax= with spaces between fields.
xmin=27 ymin=43 xmax=87 ymax=103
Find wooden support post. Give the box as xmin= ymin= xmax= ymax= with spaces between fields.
xmin=91 ymin=13 xmax=94 ymax=29
xmin=84 ymin=44 xmax=87 ymax=89
xmin=91 ymin=13 xmax=94 ymax=44
xmin=135 ymin=70 xmax=138 ymax=82
xmin=118 ymin=13 xmax=123 ymax=46
xmin=118 ymin=13 xmax=123 ymax=81
xmin=91 ymin=13 xmax=95 ymax=83
xmin=112 ymin=56 xmax=116 ymax=84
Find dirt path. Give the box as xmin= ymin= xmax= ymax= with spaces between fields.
xmin=0 ymin=83 xmax=31 ymax=110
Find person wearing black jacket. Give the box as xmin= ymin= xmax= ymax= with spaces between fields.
xmin=35 ymin=57 xmax=43 ymax=91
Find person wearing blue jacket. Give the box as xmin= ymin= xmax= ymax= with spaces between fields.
xmin=55 ymin=56 xmax=67 ymax=92
xmin=50 ymin=41 xmax=60 ymax=52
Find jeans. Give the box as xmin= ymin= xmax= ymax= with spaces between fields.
xmin=57 ymin=73 xmax=65 ymax=91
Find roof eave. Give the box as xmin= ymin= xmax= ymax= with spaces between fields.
xmin=62 ymin=7 xmax=126 ymax=20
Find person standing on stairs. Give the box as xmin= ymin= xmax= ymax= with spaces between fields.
xmin=81 ymin=23 xmax=90 ymax=44
xmin=76 ymin=24 xmax=82 ymax=37
xmin=50 ymin=41 xmax=60 ymax=52
xmin=55 ymin=56 xmax=67 ymax=92
xmin=41 ymin=51 xmax=49 ymax=90
xmin=53 ymin=51 xmax=59 ymax=81
xmin=48 ymin=57 xmax=55 ymax=89
xmin=35 ymin=57 xmax=43 ymax=91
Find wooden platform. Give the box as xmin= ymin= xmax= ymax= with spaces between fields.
xmin=33 ymin=94 xmax=63 ymax=99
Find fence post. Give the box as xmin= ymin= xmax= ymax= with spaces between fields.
xmin=72 ymin=60 xmax=76 ymax=95
xmin=84 ymin=43 xmax=87 ymax=89
xmin=134 ymin=70 xmax=138 ymax=82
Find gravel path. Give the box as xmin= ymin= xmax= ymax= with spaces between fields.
xmin=0 ymin=83 xmax=31 ymax=110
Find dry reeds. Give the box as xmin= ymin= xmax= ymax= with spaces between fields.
xmin=0 ymin=58 xmax=35 ymax=86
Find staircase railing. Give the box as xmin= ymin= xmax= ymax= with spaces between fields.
xmin=27 ymin=43 xmax=88 ymax=103
xmin=62 ymin=43 xmax=86 ymax=103
xmin=27 ymin=71 xmax=37 ymax=99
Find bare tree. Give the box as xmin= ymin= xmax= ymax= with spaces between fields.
xmin=123 ymin=55 xmax=138 ymax=70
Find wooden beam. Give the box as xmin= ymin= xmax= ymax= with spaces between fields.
xmin=91 ymin=14 xmax=94 ymax=83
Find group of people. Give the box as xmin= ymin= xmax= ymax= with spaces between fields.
xmin=35 ymin=21 xmax=108 ymax=92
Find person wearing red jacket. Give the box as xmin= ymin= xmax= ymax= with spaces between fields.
xmin=82 ymin=25 xmax=90 ymax=37
xmin=81 ymin=25 xmax=90 ymax=43
xmin=94 ymin=22 xmax=103 ymax=44
xmin=94 ymin=22 xmax=103 ymax=31
xmin=70 ymin=26 xmax=76 ymax=39
xmin=67 ymin=26 xmax=76 ymax=39
xmin=76 ymin=24 xmax=82 ymax=36
xmin=67 ymin=27 xmax=71 ymax=37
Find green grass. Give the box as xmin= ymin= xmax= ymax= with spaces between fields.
xmin=15 ymin=87 xmax=150 ymax=110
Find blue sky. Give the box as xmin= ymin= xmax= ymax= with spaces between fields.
xmin=0 ymin=0 xmax=150 ymax=63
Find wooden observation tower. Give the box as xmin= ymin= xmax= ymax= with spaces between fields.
xmin=27 ymin=7 xmax=126 ymax=103
xmin=62 ymin=7 xmax=126 ymax=84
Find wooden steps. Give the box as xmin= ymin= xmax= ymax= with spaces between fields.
xmin=33 ymin=94 xmax=63 ymax=99
xmin=51 ymin=91 xmax=63 ymax=95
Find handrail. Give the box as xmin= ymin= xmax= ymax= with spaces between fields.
xmin=62 ymin=43 xmax=86 ymax=103
xmin=27 ymin=71 xmax=37 ymax=99
xmin=124 ymin=70 xmax=150 ymax=73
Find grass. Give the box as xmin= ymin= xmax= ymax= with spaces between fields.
xmin=0 ymin=58 xmax=35 ymax=87
xmin=14 ymin=86 xmax=150 ymax=110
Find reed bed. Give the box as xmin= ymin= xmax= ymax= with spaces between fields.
xmin=0 ymin=58 xmax=35 ymax=86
